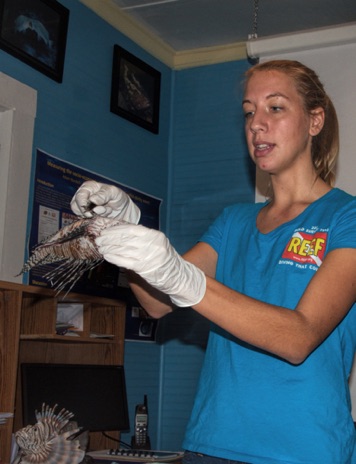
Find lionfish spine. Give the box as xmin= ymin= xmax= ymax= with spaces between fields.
xmin=18 ymin=216 xmax=126 ymax=295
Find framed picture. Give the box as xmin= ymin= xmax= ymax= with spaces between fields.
xmin=0 ymin=0 xmax=69 ymax=83
xmin=111 ymin=45 xmax=161 ymax=134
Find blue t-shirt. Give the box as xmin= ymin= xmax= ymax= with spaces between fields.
xmin=183 ymin=188 xmax=356 ymax=464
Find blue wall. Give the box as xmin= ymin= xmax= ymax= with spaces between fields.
xmin=0 ymin=0 xmax=254 ymax=451
xmin=170 ymin=61 xmax=254 ymax=252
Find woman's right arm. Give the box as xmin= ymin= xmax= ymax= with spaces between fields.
xmin=126 ymin=242 xmax=217 ymax=319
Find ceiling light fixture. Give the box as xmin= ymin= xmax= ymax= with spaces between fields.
xmin=246 ymin=21 xmax=356 ymax=60
xmin=120 ymin=0 xmax=179 ymax=10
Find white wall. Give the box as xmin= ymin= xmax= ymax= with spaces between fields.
xmin=253 ymin=38 xmax=356 ymax=417
xmin=0 ymin=73 xmax=37 ymax=282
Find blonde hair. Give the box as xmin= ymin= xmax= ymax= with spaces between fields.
xmin=245 ymin=60 xmax=339 ymax=186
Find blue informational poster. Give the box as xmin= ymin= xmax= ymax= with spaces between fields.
xmin=28 ymin=149 xmax=162 ymax=308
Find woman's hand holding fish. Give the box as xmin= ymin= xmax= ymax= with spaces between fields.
xmin=96 ymin=224 xmax=206 ymax=307
xmin=71 ymin=181 xmax=140 ymax=224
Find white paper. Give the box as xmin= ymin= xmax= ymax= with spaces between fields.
xmin=57 ymin=303 xmax=84 ymax=331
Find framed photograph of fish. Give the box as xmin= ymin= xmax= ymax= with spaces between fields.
xmin=110 ymin=45 xmax=161 ymax=134
xmin=0 ymin=0 xmax=69 ymax=83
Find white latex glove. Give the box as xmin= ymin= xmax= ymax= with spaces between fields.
xmin=95 ymin=224 xmax=206 ymax=307
xmin=70 ymin=181 xmax=141 ymax=224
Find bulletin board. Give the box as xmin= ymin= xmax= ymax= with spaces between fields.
xmin=27 ymin=149 xmax=162 ymax=341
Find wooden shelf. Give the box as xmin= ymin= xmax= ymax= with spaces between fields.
xmin=0 ymin=280 xmax=126 ymax=463
xmin=20 ymin=334 xmax=117 ymax=343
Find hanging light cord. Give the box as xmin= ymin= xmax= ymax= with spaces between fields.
xmin=248 ymin=0 xmax=259 ymax=40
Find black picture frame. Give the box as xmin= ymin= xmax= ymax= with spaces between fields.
xmin=0 ymin=0 xmax=69 ymax=83
xmin=110 ymin=45 xmax=161 ymax=134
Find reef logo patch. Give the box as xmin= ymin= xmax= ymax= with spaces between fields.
xmin=281 ymin=231 xmax=327 ymax=267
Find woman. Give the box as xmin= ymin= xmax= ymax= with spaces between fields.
xmin=71 ymin=60 xmax=356 ymax=463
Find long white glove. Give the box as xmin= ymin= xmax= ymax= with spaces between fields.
xmin=95 ymin=224 xmax=206 ymax=307
xmin=70 ymin=181 xmax=141 ymax=224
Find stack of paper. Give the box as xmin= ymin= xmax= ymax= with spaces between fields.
xmin=56 ymin=303 xmax=84 ymax=335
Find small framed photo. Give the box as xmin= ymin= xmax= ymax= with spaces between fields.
xmin=111 ymin=45 xmax=161 ymax=134
xmin=0 ymin=0 xmax=69 ymax=83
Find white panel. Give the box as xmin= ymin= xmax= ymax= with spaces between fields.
xmin=0 ymin=73 xmax=37 ymax=282
xmin=0 ymin=109 xmax=14 ymax=269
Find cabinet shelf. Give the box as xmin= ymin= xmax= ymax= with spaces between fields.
xmin=20 ymin=334 xmax=117 ymax=343
xmin=0 ymin=280 xmax=126 ymax=463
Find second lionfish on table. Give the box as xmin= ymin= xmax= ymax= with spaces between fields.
xmin=13 ymin=404 xmax=85 ymax=464
xmin=18 ymin=216 xmax=125 ymax=294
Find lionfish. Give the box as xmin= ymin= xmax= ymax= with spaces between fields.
xmin=13 ymin=404 xmax=85 ymax=464
xmin=19 ymin=216 xmax=124 ymax=294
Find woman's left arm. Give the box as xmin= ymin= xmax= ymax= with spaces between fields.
xmin=192 ymin=248 xmax=356 ymax=364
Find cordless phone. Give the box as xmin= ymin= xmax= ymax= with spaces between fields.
xmin=131 ymin=395 xmax=151 ymax=449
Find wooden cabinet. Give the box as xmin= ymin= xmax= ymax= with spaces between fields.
xmin=0 ymin=280 xmax=126 ymax=463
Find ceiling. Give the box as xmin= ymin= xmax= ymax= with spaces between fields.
xmin=112 ymin=0 xmax=356 ymax=50
xmin=80 ymin=0 xmax=356 ymax=68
